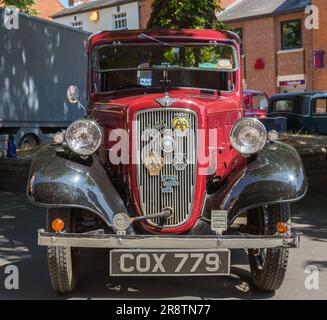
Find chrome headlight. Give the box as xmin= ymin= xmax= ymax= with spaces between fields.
xmin=65 ymin=119 xmax=102 ymax=156
xmin=230 ymin=118 xmax=267 ymax=155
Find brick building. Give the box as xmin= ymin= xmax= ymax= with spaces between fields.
xmin=312 ymin=0 xmax=327 ymax=91
xmin=52 ymin=0 xmax=235 ymax=33
xmin=53 ymin=0 xmax=141 ymax=32
xmin=218 ymin=0 xmax=327 ymax=96
xmin=139 ymin=0 xmax=152 ymax=29
xmin=33 ymin=0 xmax=64 ymax=20
xmin=0 ymin=0 xmax=64 ymax=20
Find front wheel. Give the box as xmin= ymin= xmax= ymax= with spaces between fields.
xmin=248 ymin=204 xmax=290 ymax=292
xmin=46 ymin=208 xmax=80 ymax=294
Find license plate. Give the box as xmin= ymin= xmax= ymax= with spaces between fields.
xmin=109 ymin=249 xmax=230 ymax=276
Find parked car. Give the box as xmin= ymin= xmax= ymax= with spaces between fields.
xmin=243 ymin=90 xmax=287 ymax=132
xmin=27 ymin=30 xmax=307 ymax=294
xmin=268 ymin=92 xmax=327 ymax=134
xmin=243 ymin=90 xmax=269 ymax=118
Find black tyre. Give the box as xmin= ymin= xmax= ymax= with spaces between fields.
xmin=46 ymin=208 xmax=80 ymax=294
xmin=248 ymin=204 xmax=290 ymax=292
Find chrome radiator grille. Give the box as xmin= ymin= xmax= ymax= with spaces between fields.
xmin=135 ymin=109 xmax=197 ymax=227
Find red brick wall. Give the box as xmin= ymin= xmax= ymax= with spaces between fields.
xmin=312 ymin=0 xmax=327 ymax=90
xmin=228 ymin=11 xmax=314 ymax=96
xmin=221 ymin=0 xmax=237 ymax=9
xmin=139 ymin=0 xmax=153 ymax=29
xmin=32 ymin=0 xmax=64 ymax=20
xmin=275 ymin=12 xmax=313 ymax=91
xmin=229 ymin=17 xmax=277 ymax=96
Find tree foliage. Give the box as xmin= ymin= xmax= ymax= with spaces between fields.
xmin=147 ymin=0 xmax=225 ymax=30
xmin=0 ymin=0 xmax=39 ymax=15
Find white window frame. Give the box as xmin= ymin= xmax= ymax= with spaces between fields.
xmin=113 ymin=12 xmax=128 ymax=30
xmin=71 ymin=20 xmax=83 ymax=30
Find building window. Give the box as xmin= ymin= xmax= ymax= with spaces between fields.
xmin=72 ymin=20 xmax=83 ymax=29
xmin=113 ymin=13 xmax=127 ymax=30
xmin=281 ymin=20 xmax=302 ymax=50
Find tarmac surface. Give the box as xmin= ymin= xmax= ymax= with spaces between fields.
xmin=0 ymin=191 xmax=326 ymax=300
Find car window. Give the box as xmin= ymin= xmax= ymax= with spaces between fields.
xmin=272 ymin=100 xmax=293 ymax=112
xmin=313 ymin=98 xmax=327 ymax=114
xmin=253 ymin=95 xmax=268 ymax=111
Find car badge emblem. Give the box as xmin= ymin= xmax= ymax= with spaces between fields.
xmin=172 ymin=116 xmax=190 ymax=136
xmin=173 ymin=154 xmax=187 ymax=171
xmin=162 ymin=175 xmax=179 ymax=193
xmin=155 ymin=92 xmax=177 ymax=108
xmin=144 ymin=151 xmax=164 ymax=176
xmin=162 ymin=132 xmax=175 ymax=153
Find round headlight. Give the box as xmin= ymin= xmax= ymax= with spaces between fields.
xmin=65 ymin=119 xmax=102 ymax=156
xmin=230 ymin=118 xmax=267 ymax=155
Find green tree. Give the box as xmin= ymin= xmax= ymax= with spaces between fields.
xmin=1 ymin=0 xmax=39 ymax=15
xmin=147 ymin=0 xmax=225 ymax=30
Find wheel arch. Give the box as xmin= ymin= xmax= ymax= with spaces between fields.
xmin=27 ymin=145 xmax=128 ymax=232
xmin=224 ymin=141 xmax=307 ymax=224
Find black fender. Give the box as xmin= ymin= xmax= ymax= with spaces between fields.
xmin=223 ymin=141 xmax=307 ymax=223
xmin=27 ymin=146 xmax=128 ymax=230
xmin=203 ymin=141 xmax=307 ymax=226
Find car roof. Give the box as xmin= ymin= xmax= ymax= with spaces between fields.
xmin=270 ymin=91 xmax=327 ymax=99
xmin=243 ymin=89 xmax=266 ymax=95
xmin=88 ymin=29 xmax=241 ymax=48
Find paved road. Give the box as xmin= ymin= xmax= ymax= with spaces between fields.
xmin=0 ymin=191 xmax=326 ymax=300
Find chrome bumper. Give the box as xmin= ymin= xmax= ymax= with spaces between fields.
xmin=38 ymin=229 xmax=300 ymax=249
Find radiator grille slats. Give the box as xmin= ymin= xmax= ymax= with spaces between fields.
xmin=136 ymin=109 xmax=197 ymax=227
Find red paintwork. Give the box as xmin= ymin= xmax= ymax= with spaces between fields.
xmin=243 ymin=90 xmax=269 ymax=118
xmin=87 ymin=30 xmax=245 ymax=234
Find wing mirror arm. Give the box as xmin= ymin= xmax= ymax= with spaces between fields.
xmin=67 ymin=85 xmax=86 ymax=113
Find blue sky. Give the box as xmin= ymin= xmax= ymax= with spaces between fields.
xmin=59 ymin=0 xmax=69 ymax=7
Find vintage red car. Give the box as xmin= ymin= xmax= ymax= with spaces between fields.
xmin=243 ymin=89 xmax=269 ymax=118
xmin=27 ymin=29 xmax=306 ymax=294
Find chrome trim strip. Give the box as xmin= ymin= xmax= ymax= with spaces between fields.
xmin=38 ymin=230 xmax=300 ymax=249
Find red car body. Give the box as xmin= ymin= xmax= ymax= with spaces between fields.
xmin=28 ymin=29 xmax=306 ymax=293
xmin=88 ymin=30 xmax=244 ymax=234
xmin=243 ymin=89 xmax=269 ymax=118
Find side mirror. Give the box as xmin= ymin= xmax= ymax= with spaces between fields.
xmin=67 ymin=85 xmax=80 ymax=104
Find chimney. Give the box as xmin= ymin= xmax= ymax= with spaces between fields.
xmin=68 ymin=0 xmax=75 ymax=6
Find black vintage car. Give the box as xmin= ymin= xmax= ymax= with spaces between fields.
xmin=268 ymin=92 xmax=327 ymax=135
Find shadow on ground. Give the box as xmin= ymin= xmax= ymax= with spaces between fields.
xmin=0 ymin=192 xmax=326 ymax=300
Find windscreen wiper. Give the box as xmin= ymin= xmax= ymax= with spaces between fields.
xmin=138 ymin=33 xmax=184 ymax=48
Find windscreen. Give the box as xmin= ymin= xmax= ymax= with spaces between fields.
xmin=93 ymin=44 xmax=239 ymax=93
